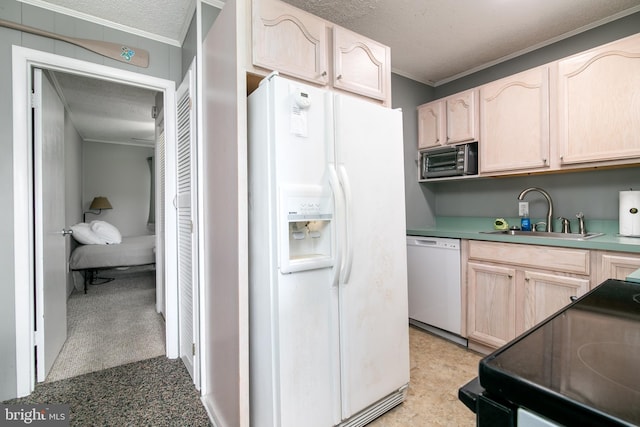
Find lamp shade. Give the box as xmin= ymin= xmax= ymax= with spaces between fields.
xmin=89 ymin=196 xmax=113 ymax=210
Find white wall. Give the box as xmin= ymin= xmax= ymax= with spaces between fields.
xmin=64 ymin=110 xmax=83 ymax=296
xmin=201 ymin=0 xmax=250 ymax=423
xmin=83 ymin=142 xmax=154 ymax=237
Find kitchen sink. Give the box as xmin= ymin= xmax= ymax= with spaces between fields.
xmin=480 ymin=230 xmax=605 ymax=240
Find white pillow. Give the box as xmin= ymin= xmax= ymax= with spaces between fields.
xmin=90 ymin=220 xmax=122 ymax=244
xmin=70 ymin=222 xmax=107 ymax=245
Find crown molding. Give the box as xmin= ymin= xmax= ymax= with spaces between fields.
xmin=17 ymin=0 xmax=182 ymax=47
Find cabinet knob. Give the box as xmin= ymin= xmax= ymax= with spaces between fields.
xmin=543 ymin=158 xmax=547 ymax=164
xmin=321 ymin=71 xmax=327 ymax=77
xmin=337 ymin=74 xmax=342 ymax=80
xmin=508 ymin=274 xmax=513 ymax=279
xmin=525 ymin=277 xmax=530 ymax=282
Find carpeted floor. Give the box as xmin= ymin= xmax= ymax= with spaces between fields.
xmin=46 ymin=269 xmax=166 ymax=382
xmin=5 ymin=356 xmax=211 ymax=426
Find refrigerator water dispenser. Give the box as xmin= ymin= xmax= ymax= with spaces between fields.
xmin=279 ymin=185 xmax=333 ymax=273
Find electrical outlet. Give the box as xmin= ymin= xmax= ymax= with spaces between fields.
xmin=519 ymin=201 xmax=529 ymax=217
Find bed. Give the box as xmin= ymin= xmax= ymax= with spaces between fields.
xmin=70 ymin=235 xmax=156 ymax=293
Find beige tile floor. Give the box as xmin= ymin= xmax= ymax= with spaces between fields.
xmin=369 ymin=326 xmax=482 ymax=427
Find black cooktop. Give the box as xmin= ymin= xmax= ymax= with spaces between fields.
xmin=479 ymin=279 xmax=640 ymax=427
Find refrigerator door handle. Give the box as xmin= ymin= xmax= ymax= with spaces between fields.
xmin=328 ymin=164 xmax=344 ymax=287
xmin=338 ymin=164 xmax=353 ymax=284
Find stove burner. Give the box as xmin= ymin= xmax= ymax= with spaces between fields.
xmin=577 ymin=341 xmax=640 ymax=394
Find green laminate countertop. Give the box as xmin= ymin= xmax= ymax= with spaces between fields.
xmin=626 ymin=269 xmax=640 ymax=283
xmin=407 ymin=217 xmax=640 ymax=254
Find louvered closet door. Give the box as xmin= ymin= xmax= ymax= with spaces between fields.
xmin=176 ymin=63 xmax=199 ymax=386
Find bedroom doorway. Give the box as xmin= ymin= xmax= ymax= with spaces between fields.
xmin=33 ymin=67 xmax=165 ymax=384
xmin=50 ymin=68 xmax=165 ymax=383
xmin=12 ymin=46 xmax=180 ymax=397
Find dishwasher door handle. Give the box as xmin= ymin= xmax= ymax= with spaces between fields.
xmin=413 ymin=239 xmax=438 ymax=246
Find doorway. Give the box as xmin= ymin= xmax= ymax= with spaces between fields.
xmin=35 ymin=67 xmax=165 ymax=383
xmin=12 ymin=46 xmax=179 ymax=397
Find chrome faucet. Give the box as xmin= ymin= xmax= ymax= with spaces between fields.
xmin=517 ymin=187 xmax=554 ymax=232
xmin=558 ymin=217 xmax=571 ymax=233
xmin=576 ymin=212 xmax=586 ymax=234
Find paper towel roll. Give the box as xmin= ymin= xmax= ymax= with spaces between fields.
xmin=619 ymin=191 xmax=640 ymax=236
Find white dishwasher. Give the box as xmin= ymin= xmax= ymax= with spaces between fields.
xmin=406 ymin=236 xmax=466 ymax=346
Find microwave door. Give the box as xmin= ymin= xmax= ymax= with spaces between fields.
xmin=428 ymin=158 xmax=454 ymax=169
xmin=425 ymin=150 xmax=458 ymax=177
xmin=427 ymin=152 xmax=455 ymax=168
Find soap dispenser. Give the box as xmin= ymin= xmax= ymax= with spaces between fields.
xmin=519 ymin=201 xmax=531 ymax=231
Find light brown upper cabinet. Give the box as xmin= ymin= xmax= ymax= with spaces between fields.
xmin=417 ymin=33 xmax=640 ymax=180
xmin=557 ymin=33 xmax=640 ymax=168
xmin=417 ymin=100 xmax=445 ymax=150
xmin=479 ymin=66 xmax=550 ymax=174
xmin=252 ymin=0 xmax=329 ymax=85
xmin=251 ymin=0 xmax=391 ymax=104
xmin=446 ymin=89 xmax=479 ymax=144
xmin=417 ymin=89 xmax=478 ymax=149
xmin=332 ymin=26 xmax=390 ymax=102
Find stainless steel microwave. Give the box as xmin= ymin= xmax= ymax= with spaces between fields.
xmin=419 ymin=142 xmax=478 ymax=179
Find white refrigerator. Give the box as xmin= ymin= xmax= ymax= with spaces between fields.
xmin=248 ymin=73 xmax=409 ymax=427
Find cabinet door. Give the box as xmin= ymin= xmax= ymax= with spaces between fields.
xmin=479 ymin=67 xmax=550 ymax=174
xmin=521 ymin=270 xmax=589 ymax=332
xmin=333 ymin=26 xmax=390 ymax=101
xmin=446 ymin=90 xmax=478 ymax=144
xmin=467 ymin=262 xmax=517 ymax=349
xmin=252 ymin=0 xmax=329 ymax=85
xmin=597 ymin=252 xmax=640 ymax=283
xmin=417 ymin=100 xmax=445 ymax=149
xmin=557 ymin=34 xmax=640 ymax=166
xmin=468 ymin=240 xmax=590 ymax=276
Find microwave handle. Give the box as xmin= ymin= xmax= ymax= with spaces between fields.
xmin=419 ymin=151 xmax=429 ymax=180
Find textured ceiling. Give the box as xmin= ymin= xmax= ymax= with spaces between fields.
xmin=26 ymin=0 xmax=640 ymax=83
xmin=25 ymin=0 xmax=640 ymax=146
xmin=20 ymin=0 xmax=198 ymax=45
xmin=282 ymin=0 xmax=640 ymax=85
xmin=52 ymin=71 xmax=158 ymax=146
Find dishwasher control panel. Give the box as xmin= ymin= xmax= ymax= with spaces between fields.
xmin=408 ymin=237 xmax=460 ymax=250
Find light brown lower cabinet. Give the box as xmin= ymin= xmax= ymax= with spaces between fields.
xmin=465 ymin=241 xmax=590 ymax=354
xmin=594 ymin=251 xmax=640 ymax=284
xmin=520 ymin=270 xmax=590 ymax=331
xmin=467 ymin=261 xmax=516 ymax=350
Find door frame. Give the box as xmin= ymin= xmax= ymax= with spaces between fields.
xmin=12 ymin=46 xmax=179 ymax=397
